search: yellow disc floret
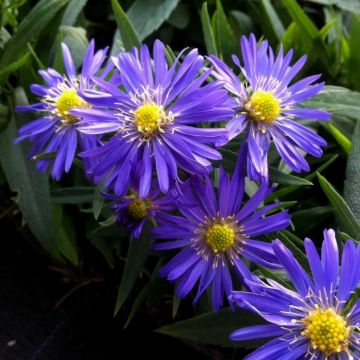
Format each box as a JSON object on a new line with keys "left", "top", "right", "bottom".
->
{"left": 205, "top": 223, "right": 235, "bottom": 254}
{"left": 302, "top": 307, "right": 350, "bottom": 355}
{"left": 55, "top": 88, "right": 87, "bottom": 124}
{"left": 126, "top": 198, "right": 150, "bottom": 221}
{"left": 245, "top": 90, "right": 281, "bottom": 123}
{"left": 134, "top": 103, "right": 166, "bottom": 136}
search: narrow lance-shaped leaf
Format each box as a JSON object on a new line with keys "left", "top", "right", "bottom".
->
{"left": 344, "top": 120, "right": 360, "bottom": 223}
{"left": 213, "top": 0, "right": 237, "bottom": 62}
{"left": 0, "top": 0, "right": 70, "bottom": 68}
{"left": 156, "top": 308, "right": 265, "bottom": 348}
{"left": 114, "top": 223, "right": 152, "bottom": 315}
{"left": 51, "top": 187, "right": 95, "bottom": 204}
{"left": 348, "top": 14, "right": 360, "bottom": 91}
{"left": 61, "top": 0, "right": 88, "bottom": 26}
{"left": 282, "top": 0, "right": 319, "bottom": 39}
{"left": 0, "top": 89, "right": 59, "bottom": 258}
{"left": 269, "top": 167, "right": 313, "bottom": 186}
{"left": 111, "top": 0, "right": 141, "bottom": 51}
{"left": 317, "top": 172, "right": 360, "bottom": 240}
{"left": 200, "top": 2, "right": 218, "bottom": 56}
{"left": 260, "top": 0, "right": 285, "bottom": 42}
{"left": 326, "top": 123, "right": 352, "bottom": 155}
{"left": 267, "top": 154, "right": 339, "bottom": 201}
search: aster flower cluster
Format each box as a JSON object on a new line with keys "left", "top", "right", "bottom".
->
{"left": 15, "top": 32, "right": 353, "bottom": 359}
{"left": 230, "top": 230, "right": 360, "bottom": 360}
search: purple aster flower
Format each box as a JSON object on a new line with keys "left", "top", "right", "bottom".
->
{"left": 152, "top": 161, "right": 290, "bottom": 310}
{"left": 76, "top": 40, "right": 232, "bottom": 197}
{"left": 229, "top": 229, "right": 360, "bottom": 359}
{"left": 209, "top": 34, "right": 330, "bottom": 182}
{"left": 15, "top": 40, "right": 110, "bottom": 180}
{"left": 103, "top": 167, "right": 175, "bottom": 239}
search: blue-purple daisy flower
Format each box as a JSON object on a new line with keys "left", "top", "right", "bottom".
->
{"left": 77, "top": 40, "right": 232, "bottom": 197}
{"left": 15, "top": 40, "right": 110, "bottom": 180}
{"left": 209, "top": 34, "right": 330, "bottom": 182}
{"left": 229, "top": 229, "right": 360, "bottom": 359}
{"left": 152, "top": 163, "right": 290, "bottom": 310}
{"left": 103, "top": 167, "right": 174, "bottom": 239}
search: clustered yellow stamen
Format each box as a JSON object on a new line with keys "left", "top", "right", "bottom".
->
{"left": 205, "top": 223, "right": 235, "bottom": 254}
{"left": 55, "top": 88, "right": 87, "bottom": 124}
{"left": 245, "top": 90, "right": 281, "bottom": 123}
{"left": 134, "top": 102, "right": 166, "bottom": 136}
{"left": 126, "top": 198, "right": 151, "bottom": 221}
{"left": 302, "top": 307, "right": 350, "bottom": 355}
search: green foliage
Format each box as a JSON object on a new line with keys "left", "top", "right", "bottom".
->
{"left": 111, "top": 0, "right": 141, "bottom": 51}
{"left": 156, "top": 307, "right": 265, "bottom": 348}
{"left": 344, "top": 121, "right": 360, "bottom": 222}
{"left": 201, "top": 2, "right": 218, "bottom": 56}
{"left": 318, "top": 173, "right": 360, "bottom": 240}
{"left": 114, "top": 223, "right": 152, "bottom": 315}
{"left": 0, "top": 90, "right": 59, "bottom": 258}
{"left": 127, "top": 0, "right": 180, "bottom": 41}
{"left": 0, "top": 0, "right": 70, "bottom": 69}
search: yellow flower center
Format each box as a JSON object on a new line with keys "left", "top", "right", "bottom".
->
{"left": 126, "top": 198, "right": 151, "bottom": 221}
{"left": 134, "top": 103, "right": 166, "bottom": 136}
{"left": 245, "top": 90, "right": 281, "bottom": 123}
{"left": 205, "top": 223, "right": 235, "bottom": 254}
{"left": 302, "top": 308, "right": 350, "bottom": 355}
{"left": 55, "top": 88, "right": 87, "bottom": 124}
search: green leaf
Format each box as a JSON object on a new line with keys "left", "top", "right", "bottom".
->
{"left": 90, "top": 226, "right": 125, "bottom": 268}
{"left": 165, "top": 45, "right": 176, "bottom": 65}
{"left": 167, "top": 3, "right": 189, "bottom": 30}
{"left": 344, "top": 120, "right": 360, "bottom": 223}
{"left": 292, "top": 206, "right": 332, "bottom": 235}
{"left": 124, "top": 259, "right": 164, "bottom": 328}
{"left": 156, "top": 307, "right": 265, "bottom": 348}
{"left": 282, "top": 0, "right": 319, "bottom": 40}
{"left": 200, "top": 2, "right": 218, "bottom": 56}
{"left": 348, "top": 15, "right": 360, "bottom": 91}
{"left": 111, "top": 0, "right": 180, "bottom": 55}
{"left": 61, "top": 0, "right": 87, "bottom": 26}
{"left": 114, "top": 223, "right": 152, "bottom": 315}
{"left": 27, "top": 43, "right": 46, "bottom": 69}
{"left": 326, "top": 123, "right": 352, "bottom": 155}
{"left": 257, "top": 265, "right": 291, "bottom": 289}
{"left": 306, "top": 0, "right": 360, "bottom": 16}
{"left": 53, "top": 205, "right": 79, "bottom": 265}
{"left": 172, "top": 295, "right": 181, "bottom": 319}
{"left": 111, "top": 0, "right": 141, "bottom": 51}
{"left": 317, "top": 172, "right": 360, "bottom": 240}
{"left": 259, "top": 0, "right": 285, "bottom": 42}
{"left": 0, "top": 89, "right": 59, "bottom": 258}
{"left": 0, "top": 0, "right": 70, "bottom": 68}
{"left": 0, "top": 104, "right": 9, "bottom": 133}
{"left": 228, "top": 10, "right": 255, "bottom": 38}
{"left": 213, "top": 0, "right": 237, "bottom": 62}
{"left": 304, "top": 86, "right": 360, "bottom": 121}
{"left": 54, "top": 26, "right": 88, "bottom": 69}
{"left": 92, "top": 183, "right": 105, "bottom": 220}
{"left": 269, "top": 167, "right": 313, "bottom": 186}
{"left": 51, "top": 187, "right": 95, "bottom": 204}
{"left": 53, "top": 25, "right": 88, "bottom": 72}
{"left": 281, "top": 0, "right": 330, "bottom": 70}
{"left": 267, "top": 154, "right": 339, "bottom": 201}
{"left": 336, "top": 230, "right": 353, "bottom": 243}
{"left": 127, "top": 0, "right": 180, "bottom": 41}
{"left": 0, "top": 52, "right": 30, "bottom": 82}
